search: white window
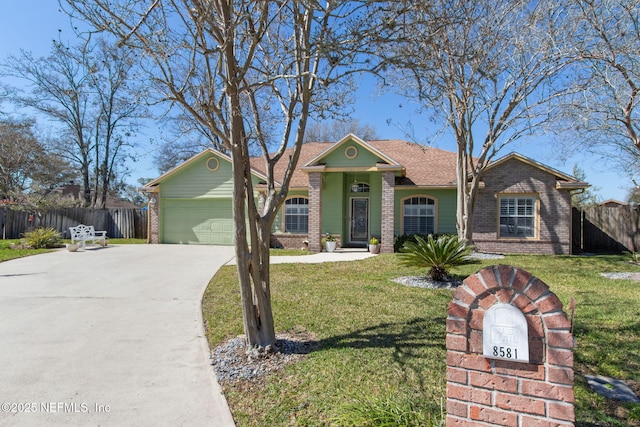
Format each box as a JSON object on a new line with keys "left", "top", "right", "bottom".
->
{"left": 403, "top": 197, "right": 436, "bottom": 235}
{"left": 499, "top": 196, "right": 536, "bottom": 238}
{"left": 284, "top": 197, "right": 308, "bottom": 233}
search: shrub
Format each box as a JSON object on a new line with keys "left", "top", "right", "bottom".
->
{"left": 399, "top": 234, "right": 474, "bottom": 281}
{"left": 22, "top": 227, "right": 63, "bottom": 249}
{"left": 394, "top": 233, "right": 456, "bottom": 252}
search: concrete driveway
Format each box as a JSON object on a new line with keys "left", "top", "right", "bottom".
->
{"left": 0, "top": 244, "right": 236, "bottom": 427}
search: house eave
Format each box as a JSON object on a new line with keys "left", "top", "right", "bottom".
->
{"left": 556, "top": 181, "right": 590, "bottom": 190}
{"left": 300, "top": 165, "right": 327, "bottom": 173}
{"left": 140, "top": 185, "right": 159, "bottom": 193}
{"left": 394, "top": 184, "right": 458, "bottom": 190}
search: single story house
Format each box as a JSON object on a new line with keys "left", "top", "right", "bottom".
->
{"left": 141, "top": 134, "right": 588, "bottom": 255}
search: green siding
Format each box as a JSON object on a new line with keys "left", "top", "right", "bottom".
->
{"left": 321, "top": 173, "right": 345, "bottom": 236}
{"left": 368, "top": 173, "right": 382, "bottom": 238}
{"left": 321, "top": 143, "right": 385, "bottom": 168}
{"left": 341, "top": 172, "right": 382, "bottom": 242}
{"left": 394, "top": 189, "right": 457, "bottom": 235}
{"left": 161, "top": 154, "right": 234, "bottom": 199}
{"left": 157, "top": 152, "right": 264, "bottom": 245}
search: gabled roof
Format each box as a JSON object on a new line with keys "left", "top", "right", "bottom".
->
{"left": 141, "top": 148, "right": 268, "bottom": 192}
{"left": 250, "top": 138, "right": 459, "bottom": 189}
{"left": 485, "top": 152, "right": 589, "bottom": 190}
{"left": 147, "top": 140, "right": 585, "bottom": 194}
{"left": 302, "top": 133, "right": 403, "bottom": 169}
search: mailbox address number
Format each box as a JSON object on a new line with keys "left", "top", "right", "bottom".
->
{"left": 492, "top": 346, "right": 518, "bottom": 360}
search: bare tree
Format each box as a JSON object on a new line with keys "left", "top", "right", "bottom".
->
{"left": 303, "top": 118, "right": 379, "bottom": 143}
{"left": 571, "top": 164, "right": 600, "bottom": 208}
{"left": 0, "top": 119, "right": 74, "bottom": 200}
{"left": 2, "top": 38, "right": 144, "bottom": 208}
{"left": 90, "top": 39, "right": 146, "bottom": 208}
{"left": 63, "top": 0, "right": 383, "bottom": 350}
{"left": 560, "top": 0, "right": 640, "bottom": 184}
{"left": 383, "top": 0, "right": 572, "bottom": 241}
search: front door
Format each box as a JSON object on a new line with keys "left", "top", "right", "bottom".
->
{"left": 350, "top": 197, "right": 369, "bottom": 244}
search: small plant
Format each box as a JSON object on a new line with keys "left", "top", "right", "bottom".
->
{"left": 625, "top": 251, "right": 640, "bottom": 264}
{"left": 325, "top": 232, "right": 336, "bottom": 242}
{"left": 22, "top": 227, "right": 63, "bottom": 249}
{"left": 399, "top": 234, "right": 474, "bottom": 281}
{"left": 369, "top": 237, "right": 379, "bottom": 245}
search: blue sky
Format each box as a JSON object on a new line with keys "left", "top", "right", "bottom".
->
{"left": 0, "top": 1, "right": 633, "bottom": 202}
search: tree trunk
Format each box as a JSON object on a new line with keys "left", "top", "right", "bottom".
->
{"left": 231, "top": 148, "right": 276, "bottom": 350}
{"left": 227, "top": 60, "right": 277, "bottom": 349}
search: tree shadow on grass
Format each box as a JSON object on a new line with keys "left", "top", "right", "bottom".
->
{"left": 281, "top": 316, "right": 447, "bottom": 392}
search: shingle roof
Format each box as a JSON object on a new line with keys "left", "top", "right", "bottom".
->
{"left": 250, "top": 139, "right": 459, "bottom": 189}
{"left": 368, "top": 140, "right": 458, "bottom": 187}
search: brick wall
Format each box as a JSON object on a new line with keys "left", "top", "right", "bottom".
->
{"left": 148, "top": 194, "right": 159, "bottom": 244}
{"left": 270, "top": 234, "right": 308, "bottom": 250}
{"left": 270, "top": 233, "right": 342, "bottom": 251}
{"left": 381, "top": 171, "right": 395, "bottom": 254}
{"left": 308, "top": 172, "right": 322, "bottom": 252}
{"left": 446, "top": 265, "right": 575, "bottom": 426}
{"left": 473, "top": 159, "right": 572, "bottom": 255}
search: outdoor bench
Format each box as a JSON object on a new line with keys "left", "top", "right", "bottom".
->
{"left": 69, "top": 224, "right": 107, "bottom": 250}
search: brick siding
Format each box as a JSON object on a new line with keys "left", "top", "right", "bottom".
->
{"left": 381, "top": 171, "right": 395, "bottom": 254}
{"left": 473, "top": 159, "right": 572, "bottom": 255}
{"left": 446, "top": 265, "right": 575, "bottom": 426}
{"left": 148, "top": 194, "right": 159, "bottom": 244}
{"left": 308, "top": 172, "right": 323, "bottom": 252}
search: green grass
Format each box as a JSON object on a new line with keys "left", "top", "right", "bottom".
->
{"left": 0, "top": 239, "right": 50, "bottom": 262}
{"left": 0, "top": 238, "right": 147, "bottom": 263}
{"left": 203, "top": 254, "right": 640, "bottom": 426}
{"left": 271, "top": 248, "right": 311, "bottom": 256}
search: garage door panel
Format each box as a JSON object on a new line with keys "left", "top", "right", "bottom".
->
{"left": 162, "top": 200, "right": 234, "bottom": 245}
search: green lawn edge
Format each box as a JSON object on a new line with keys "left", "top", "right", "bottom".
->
{"left": 204, "top": 253, "right": 640, "bottom": 427}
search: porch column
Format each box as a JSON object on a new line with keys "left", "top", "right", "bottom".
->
{"left": 381, "top": 171, "right": 395, "bottom": 254}
{"left": 148, "top": 193, "right": 159, "bottom": 244}
{"left": 308, "top": 172, "right": 323, "bottom": 252}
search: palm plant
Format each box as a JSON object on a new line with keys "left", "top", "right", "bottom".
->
{"left": 399, "top": 234, "right": 474, "bottom": 281}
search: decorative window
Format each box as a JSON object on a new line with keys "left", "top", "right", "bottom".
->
{"left": 345, "top": 146, "right": 358, "bottom": 159}
{"left": 284, "top": 197, "right": 309, "bottom": 233}
{"left": 206, "top": 157, "right": 220, "bottom": 172}
{"left": 499, "top": 196, "right": 537, "bottom": 238}
{"left": 403, "top": 196, "right": 436, "bottom": 235}
{"left": 350, "top": 182, "right": 370, "bottom": 193}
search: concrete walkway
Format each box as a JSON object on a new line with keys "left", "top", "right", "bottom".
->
{"left": 229, "top": 248, "right": 377, "bottom": 265}
{"left": 0, "top": 245, "right": 236, "bottom": 427}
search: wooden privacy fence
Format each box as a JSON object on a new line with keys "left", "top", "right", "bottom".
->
{"left": 0, "top": 207, "right": 148, "bottom": 240}
{"left": 573, "top": 206, "right": 640, "bottom": 254}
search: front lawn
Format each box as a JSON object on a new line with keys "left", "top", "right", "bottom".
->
{"left": 203, "top": 254, "right": 640, "bottom": 426}
{"left": 0, "top": 238, "right": 147, "bottom": 263}
{"left": 0, "top": 239, "right": 50, "bottom": 262}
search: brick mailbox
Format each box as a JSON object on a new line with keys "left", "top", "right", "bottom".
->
{"left": 446, "top": 265, "right": 575, "bottom": 426}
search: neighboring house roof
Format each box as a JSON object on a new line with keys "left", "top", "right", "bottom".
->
{"left": 599, "top": 199, "right": 628, "bottom": 207}
{"left": 484, "top": 152, "right": 589, "bottom": 190}
{"left": 46, "top": 183, "right": 141, "bottom": 208}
